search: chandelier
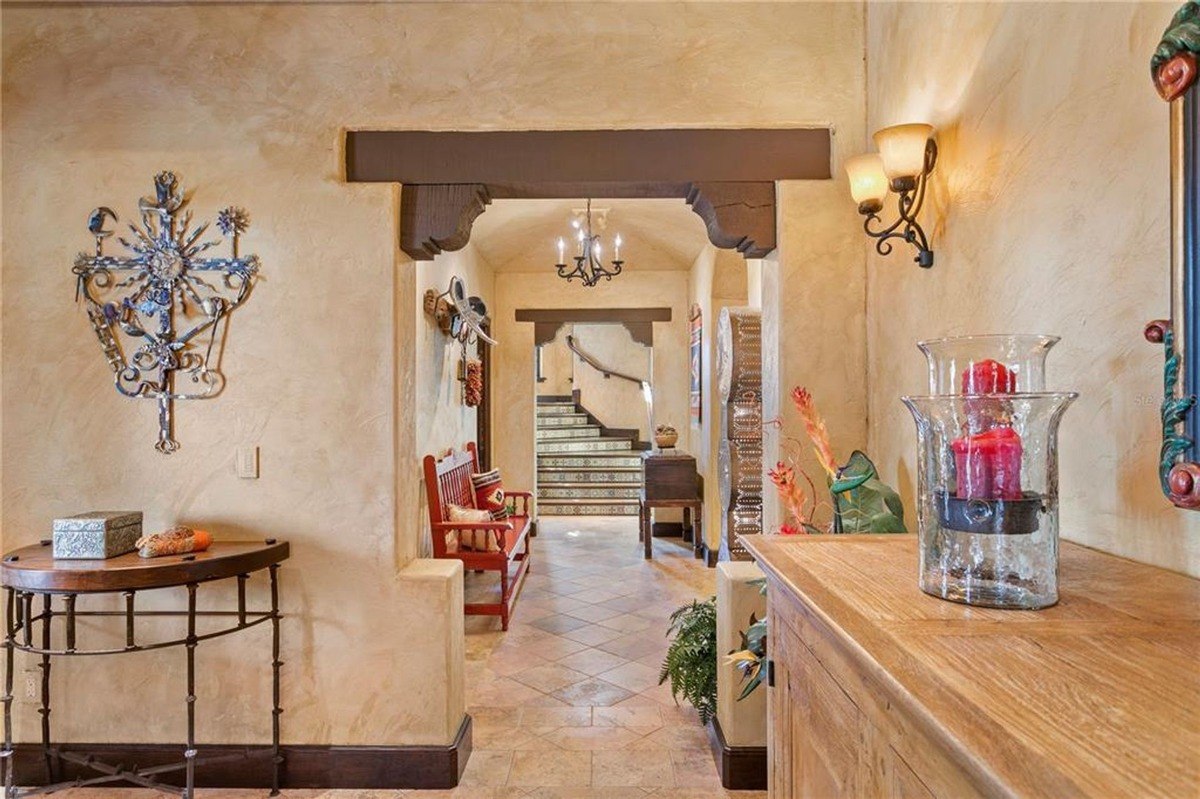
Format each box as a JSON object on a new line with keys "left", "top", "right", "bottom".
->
{"left": 554, "top": 199, "right": 624, "bottom": 287}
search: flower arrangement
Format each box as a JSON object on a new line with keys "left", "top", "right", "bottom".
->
{"left": 727, "top": 387, "right": 907, "bottom": 701}
{"left": 769, "top": 386, "right": 907, "bottom": 535}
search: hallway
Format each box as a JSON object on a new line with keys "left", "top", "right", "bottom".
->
{"left": 454, "top": 516, "right": 756, "bottom": 797}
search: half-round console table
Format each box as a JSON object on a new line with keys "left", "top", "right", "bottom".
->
{"left": 0, "top": 539, "right": 289, "bottom": 799}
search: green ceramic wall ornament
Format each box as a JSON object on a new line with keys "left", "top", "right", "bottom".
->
{"left": 1146, "top": 3, "right": 1200, "bottom": 509}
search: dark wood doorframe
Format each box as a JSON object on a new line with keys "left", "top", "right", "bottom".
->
{"left": 477, "top": 318, "right": 493, "bottom": 470}
{"left": 343, "top": 128, "right": 832, "bottom": 261}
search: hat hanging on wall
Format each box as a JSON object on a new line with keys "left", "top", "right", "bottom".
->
{"left": 423, "top": 275, "right": 497, "bottom": 347}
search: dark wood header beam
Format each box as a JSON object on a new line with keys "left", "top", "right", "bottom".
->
{"left": 516, "top": 307, "right": 672, "bottom": 347}
{"left": 345, "top": 128, "right": 834, "bottom": 261}
{"left": 346, "top": 129, "right": 830, "bottom": 184}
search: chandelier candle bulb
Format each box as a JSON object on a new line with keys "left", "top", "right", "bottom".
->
{"left": 557, "top": 237, "right": 565, "bottom": 265}
{"left": 614, "top": 234, "right": 622, "bottom": 261}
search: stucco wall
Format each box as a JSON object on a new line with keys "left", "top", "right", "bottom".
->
{"left": 865, "top": 1, "right": 1200, "bottom": 575}
{"left": 491, "top": 271, "right": 693, "bottom": 493}
{"left": 1, "top": 0, "right": 867, "bottom": 747}
{"left": 569, "top": 323, "right": 654, "bottom": 440}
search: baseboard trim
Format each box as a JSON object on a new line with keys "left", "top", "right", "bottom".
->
{"left": 13, "top": 714, "right": 472, "bottom": 791}
{"left": 707, "top": 715, "right": 767, "bottom": 790}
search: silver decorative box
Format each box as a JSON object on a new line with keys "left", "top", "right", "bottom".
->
{"left": 52, "top": 511, "right": 143, "bottom": 559}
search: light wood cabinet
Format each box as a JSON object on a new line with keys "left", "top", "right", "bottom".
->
{"left": 742, "top": 535, "right": 1200, "bottom": 799}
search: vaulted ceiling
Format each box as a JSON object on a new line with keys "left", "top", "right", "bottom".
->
{"left": 470, "top": 198, "right": 711, "bottom": 272}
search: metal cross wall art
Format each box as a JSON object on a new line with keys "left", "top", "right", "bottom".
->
{"left": 73, "top": 172, "right": 260, "bottom": 454}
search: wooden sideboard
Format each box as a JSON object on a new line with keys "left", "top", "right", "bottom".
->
{"left": 741, "top": 535, "right": 1200, "bottom": 798}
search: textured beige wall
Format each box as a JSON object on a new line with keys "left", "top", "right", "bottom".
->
{"left": 491, "top": 271, "right": 692, "bottom": 493}
{"left": 1, "top": 0, "right": 867, "bottom": 746}
{"left": 770, "top": 177, "right": 870, "bottom": 531}
{"left": 539, "top": 326, "right": 576, "bottom": 398}
{"left": 570, "top": 323, "right": 653, "bottom": 439}
{"left": 866, "top": 2, "right": 1200, "bottom": 575}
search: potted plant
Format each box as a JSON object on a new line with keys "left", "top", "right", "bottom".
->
{"left": 658, "top": 597, "right": 717, "bottom": 724}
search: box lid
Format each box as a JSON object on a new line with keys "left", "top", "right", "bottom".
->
{"left": 53, "top": 511, "right": 143, "bottom": 532}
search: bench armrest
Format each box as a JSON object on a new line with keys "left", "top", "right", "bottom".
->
{"left": 507, "top": 491, "right": 535, "bottom": 517}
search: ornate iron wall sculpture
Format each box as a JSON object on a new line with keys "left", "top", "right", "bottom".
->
{"left": 1147, "top": 3, "right": 1200, "bottom": 507}
{"left": 73, "top": 172, "right": 260, "bottom": 453}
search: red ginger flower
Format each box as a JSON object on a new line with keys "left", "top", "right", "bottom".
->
{"left": 790, "top": 387, "right": 838, "bottom": 478}
{"left": 768, "top": 461, "right": 809, "bottom": 526}
{"left": 779, "top": 523, "right": 807, "bottom": 536}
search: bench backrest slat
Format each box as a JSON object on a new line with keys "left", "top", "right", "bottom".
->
{"left": 422, "top": 442, "right": 482, "bottom": 558}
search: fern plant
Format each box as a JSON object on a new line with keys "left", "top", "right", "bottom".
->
{"left": 658, "top": 597, "right": 718, "bottom": 725}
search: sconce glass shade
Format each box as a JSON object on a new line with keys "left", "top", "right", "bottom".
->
{"left": 845, "top": 154, "right": 889, "bottom": 209}
{"left": 874, "top": 123, "right": 935, "bottom": 180}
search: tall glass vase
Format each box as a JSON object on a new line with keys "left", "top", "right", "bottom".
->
{"left": 902, "top": 335, "right": 1077, "bottom": 610}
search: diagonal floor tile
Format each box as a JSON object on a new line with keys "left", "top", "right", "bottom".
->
{"left": 511, "top": 662, "right": 591, "bottom": 693}
{"left": 596, "top": 662, "right": 661, "bottom": 693}
{"left": 529, "top": 614, "right": 593, "bottom": 635}
{"left": 556, "top": 648, "right": 630, "bottom": 677}
{"left": 551, "top": 678, "right": 636, "bottom": 707}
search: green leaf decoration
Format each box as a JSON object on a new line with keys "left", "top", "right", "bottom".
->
{"left": 831, "top": 450, "right": 908, "bottom": 534}
{"left": 1153, "top": 2, "right": 1200, "bottom": 74}
{"left": 1153, "top": 324, "right": 1197, "bottom": 495}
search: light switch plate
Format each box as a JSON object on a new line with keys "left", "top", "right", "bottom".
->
{"left": 236, "top": 446, "right": 259, "bottom": 479}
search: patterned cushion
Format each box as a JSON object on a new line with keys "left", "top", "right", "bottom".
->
{"left": 471, "top": 469, "right": 510, "bottom": 520}
{"left": 447, "top": 503, "right": 501, "bottom": 552}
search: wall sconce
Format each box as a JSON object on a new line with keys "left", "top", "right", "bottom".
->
{"left": 846, "top": 123, "right": 938, "bottom": 269}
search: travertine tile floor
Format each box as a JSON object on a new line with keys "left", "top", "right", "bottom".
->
{"left": 60, "top": 518, "right": 762, "bottom": 798}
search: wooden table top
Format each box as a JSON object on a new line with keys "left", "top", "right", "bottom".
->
{"left": 741, "top": 534, "right": 1200, "bottom": 799}
{"left": 1, "top": 540, "right": 290, "bottom": 593}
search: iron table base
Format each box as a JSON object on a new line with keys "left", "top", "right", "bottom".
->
{"left": 0, "top": 563, "right": 284, "bottom": 798}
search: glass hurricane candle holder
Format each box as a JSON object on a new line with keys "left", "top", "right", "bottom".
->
{"left": 918, "top": 334, "right": 1059, "bottom": 394}
{"left": 902, "top": 393, "right": 1076, "bottom": 609}
{"left": 902, "top": 334, "right": 1076, "bottom": 610}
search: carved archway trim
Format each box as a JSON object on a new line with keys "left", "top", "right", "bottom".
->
{"left": 345, "top": 129, "right": 833, "bottom": 261}
{"left": 515, "top": 307, "right": 672, "bottom": 347}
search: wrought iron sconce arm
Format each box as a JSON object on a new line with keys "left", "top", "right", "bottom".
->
{"left": 857, "top": 139, "right": 937, "bottom": 269}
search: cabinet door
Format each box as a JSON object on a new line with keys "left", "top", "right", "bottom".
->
{"left": 788, "top": 624, "right": 867, "bottom": 798}
{"left": 768, "top": 605, "right": 794, "bottom": 797}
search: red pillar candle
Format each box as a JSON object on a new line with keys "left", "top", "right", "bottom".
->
{"left": 952, "top": 358, "right": 1024, "bottom": 500}
{"left": 951, "top": 425, "right": 1024, "bottom": 500}
{"left": 962, "top": 359, "right": 1017, "bottom": 394}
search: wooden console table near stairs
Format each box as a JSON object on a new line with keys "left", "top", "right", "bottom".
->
{"left": 640, "top": 450, "right": 701, "bottom": 561}
{"left": 741, "top": 534, "right": 1200, "bottom": 799}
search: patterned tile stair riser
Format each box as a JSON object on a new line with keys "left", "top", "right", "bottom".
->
{"left": 535, "top": 394, "right": 642, "bottom": 517}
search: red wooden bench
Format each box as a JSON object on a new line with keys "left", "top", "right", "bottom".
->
{"left": 423, "top": 442, "right": 533, "bottom": 631}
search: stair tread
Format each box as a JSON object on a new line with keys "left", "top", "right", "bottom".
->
{"left": 537, "top": 482, "right": 643, "bottom": 488}
{"left": 545, "top": 499, "right": 638, "bottom": 504}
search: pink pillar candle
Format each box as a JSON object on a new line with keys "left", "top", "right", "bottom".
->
{"left": 950, "top": 426, "right": 1023, "bottom": 500}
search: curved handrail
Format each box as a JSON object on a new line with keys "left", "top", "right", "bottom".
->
{"left": 566, "top": 335, "right": 647, "bottom": 387}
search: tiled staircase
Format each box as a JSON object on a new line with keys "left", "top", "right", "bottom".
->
{"left": 536, "top": 396, "right": 643, "bottom": 516}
